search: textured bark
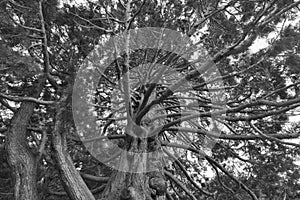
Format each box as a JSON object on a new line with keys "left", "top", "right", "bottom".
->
{"left": 6, "top": 76, "right": 47, "bottom": 200}
{"left": 100, "top": 136, "right": 167, "bottom": 200}
{"left": 52, "top": 84, "right": 95, "bottom": 200}
{"left": 6, "top": 101, "right": 39, "bottom": 200}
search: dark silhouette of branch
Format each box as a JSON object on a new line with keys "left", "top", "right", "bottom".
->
{"left": 249, "top": 122, "right": 300, "bottom": 148}
{"left": 164, "top": 148, "right": 216, "bottom": 197}
{"left": 162, "top": 143, "right": 258, "bottom": 200}
{"left": 164, "top": 170, "right": 197, "bottom": 200}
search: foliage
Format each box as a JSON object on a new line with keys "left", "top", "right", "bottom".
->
{"left": 0, "top": 0, "right": 300, "bottom": 200}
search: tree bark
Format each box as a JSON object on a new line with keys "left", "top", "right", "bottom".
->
{"left": 6, "top": 101, "right": 39, "bottom": 200}
{"left": 100, "top": 136, "right": 167, "bottom": 200}
{"left": 6, "top": 76, "right": 47, "bottom": 200}
{"left": 52, "top": 84, "right": 95, "bottom": 200}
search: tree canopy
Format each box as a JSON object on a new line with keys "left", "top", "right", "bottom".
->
{"left": 0, "top": 0, "right": 300, "bottom": 200}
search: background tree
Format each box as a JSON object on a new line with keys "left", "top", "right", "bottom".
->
{"left": 0, "top": 0, "right": 300, "bottom": 200}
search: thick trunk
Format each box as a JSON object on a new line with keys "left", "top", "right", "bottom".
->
{"left": 101, "top": 136, "right": 167, "bottom": 200}
{"left": 6, "top": 77, "right": 46, "bottom": 200}
{"left": 7, "top": 102, "right": 39, "bottom": 200}
{"left": 52, "top": 84, "right": 95, "bottom": 200}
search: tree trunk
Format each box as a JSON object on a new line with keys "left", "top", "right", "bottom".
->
{"left": 52, "top": 84, "right": 95, "bottom": 200}
{"left": 6, "top": 76, "right": 47, "bottom": 200}
{"left": 101, "top": 136, "right": 167, "bottom": 200}
{"left": 7, "top": 102, "right": 39, "bottom": 200}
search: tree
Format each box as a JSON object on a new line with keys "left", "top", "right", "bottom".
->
{"left": 0, "top": 0, "right": 300, "bottom": 200}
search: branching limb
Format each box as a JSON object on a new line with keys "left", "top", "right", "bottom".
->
{"left": 157, "top": 98, "right": 300, "bottom": 131}
{"left": 162, "top": 143, "right": 258, "bottom": 200}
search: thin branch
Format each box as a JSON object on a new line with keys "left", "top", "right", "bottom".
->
{"left": 210, "top": 162, "right": 235, "bottom": 194}
{"left": 163, "top": 143, "right": 258, "bottom": 200}
{"left": 166, "top": 127, "right": 300, "bottom": 140}
{"left": 223, "top": 103, "right": 300, "bottom": 122}
{"left": 39, "top": 0, "right": 59, "bottom": 89}
{"left": 188, "top": 0, "right": 239, "bottom": 36}
{"left": 69, "top": 11, "right": 113, "bottom": 33}
{"left": 8, "top": 0, "right": 32, "bottom": 9}
{"left": 80, "top": 173, "right": 109, "bottom": 183}
{"left": 191, "top": 56, "right": 265, "bottom": 90}
{"left": 262, "top": 80, "right": 300, "bottom": 99}
{"left": 216, "top": 142, "right": 256, "bottom": 164}
{"left": 164, "top": 148, "right": 216, "bottom": 197}
{"left": 127, "top": 0, "right": 146, "bottom": 29}
{"left": 249, "top": 122, "right": 300, "bottom": 148}
{"left": 206, "top": 157, "right": 258, "bottom": 200}
{"left": 161, "top": 142, "right": 206, "bottom": 157}
{"left": 164, "top": 170, "right": 198, "bottom": 200}
{"left": 0, "top": 92, "right": 54, "bottom": 105}
{"left": 261, "top": 1, "right": 300, "bottom": 26}
{"left": 7, "top": 12, "right": 42, "bottom": 33}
